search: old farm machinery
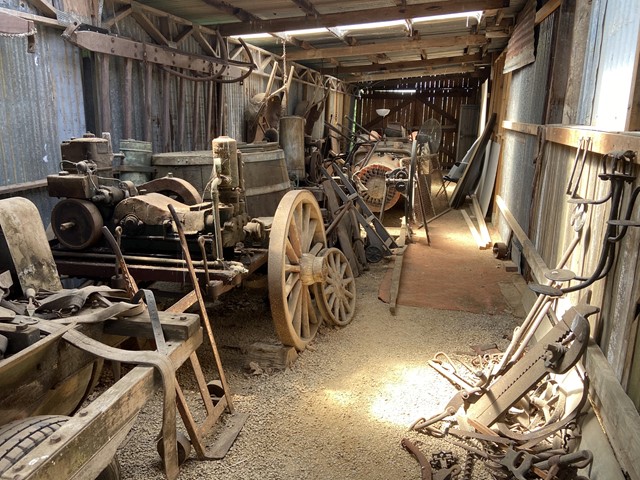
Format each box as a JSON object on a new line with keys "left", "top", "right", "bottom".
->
{"left": 45, "top": 133, "right": 357, "bottom": 351}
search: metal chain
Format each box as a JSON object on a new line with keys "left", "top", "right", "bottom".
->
{"left": 0, "top": 27, "right": 37, "bottom": 38}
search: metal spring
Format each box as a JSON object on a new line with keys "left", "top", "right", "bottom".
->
{"left": 461, "top": 453, "right": 475, "bottom": 480}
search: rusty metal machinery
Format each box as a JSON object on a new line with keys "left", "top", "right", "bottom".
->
{"left": 46, "top": 135, "right": 357, "bottom": 352}
{"left": 352, "top": 140, "right": 412, "bottom": 212}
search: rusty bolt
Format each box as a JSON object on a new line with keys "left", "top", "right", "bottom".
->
{"left": 79, "top": 409, "right": 88, "bottom": 417}
{"left": 49, "top": 434, "right": 61, "bottom": 444}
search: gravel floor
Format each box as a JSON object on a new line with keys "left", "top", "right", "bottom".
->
{"left": 113, "top": 258, "right": 523, "bottom": 480}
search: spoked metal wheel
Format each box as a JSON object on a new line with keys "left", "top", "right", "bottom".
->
{"left": 268, "top": 190, "right": 327, "bottom": 351}
{"left": 314, "top": 248, "right": 356, "bottom": 327}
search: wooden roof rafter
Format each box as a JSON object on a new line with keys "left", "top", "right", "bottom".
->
{"left": 216, "top": 0, "right": 508, "bottom": 36}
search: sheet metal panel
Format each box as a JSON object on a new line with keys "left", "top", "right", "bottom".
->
{"left": 496, "top": 15, "right": 554, "bottom": 243}
{"left": 0, "top": 18, "right": 85, "bottom": 225}
{"left": 590, "top": 0, "right": 640, "bottom": 130}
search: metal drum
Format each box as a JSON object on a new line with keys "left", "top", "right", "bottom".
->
{"left": 239, "top": 143, "right": 291, "bottom": 217}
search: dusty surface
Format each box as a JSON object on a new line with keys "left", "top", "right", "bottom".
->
{"left": 115, "top": 243, "right": 525, "bottom": 479}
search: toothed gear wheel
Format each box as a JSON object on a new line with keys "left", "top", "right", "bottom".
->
{"left": 355, "top": 163, "right": 401, "bottom": 213}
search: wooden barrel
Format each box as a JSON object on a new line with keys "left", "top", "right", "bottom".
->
{"left": 239, "top": 143, "right": 291, "bottom": 217}
{"left": 151, "top": 151, "right": 213, "bottom": 197}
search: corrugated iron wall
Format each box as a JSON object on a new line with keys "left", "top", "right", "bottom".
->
{"left": 0, "top": 5, "right": 86, "bottom": 224}
{"left": 495, "top": 15, "right": 555, "bottom": 241}
{"left": 577, "top": 0, "right": 640, "bottom": 129}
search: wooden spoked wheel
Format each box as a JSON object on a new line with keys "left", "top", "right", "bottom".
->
{"left": 268, "top": 190, "right": 327, "bottom": 351}
{"left": 314, "top": 248, "right": 356, "bottom": 327}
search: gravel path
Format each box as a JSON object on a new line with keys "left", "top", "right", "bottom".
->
{"left": 116, "top": 261, "right": 522, "bottom": 479}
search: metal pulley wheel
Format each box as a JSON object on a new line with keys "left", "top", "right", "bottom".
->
{"left": 492, "top": 242, "right": 509, "bottom": 259}
{"left": 314, "top": 248, "right": 356, "bottom": 327}
{"left": 355, "top": 161, "right": 402, "bottom": 212}
{"left": 268, "top": 190, "right": 327, "bottom": 351}
{"left": 51, "top": 198, "right": 103, "bottom": 250}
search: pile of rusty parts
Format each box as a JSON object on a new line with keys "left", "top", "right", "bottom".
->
{"left": 405, "top": 303, "right": 593, "bottom": 480}
{"left": 402, "top": 150, "right": 640, "bottom": 480}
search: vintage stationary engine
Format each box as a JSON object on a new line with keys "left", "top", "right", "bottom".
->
{"left": 351, "top": 139, "right": 412, "bottom": 213}
{"left": 47, "top": 134, "right": 263, "bottom": 255}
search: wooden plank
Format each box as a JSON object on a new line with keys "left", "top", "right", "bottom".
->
{"left": 99, "top": 54, "right": 111, "bottom": 134}
{"left": 535, "top": 0, "right": 562, "bottom": 25}
{"left": 0, "top": 178, "right": 47, "bottom": 195}
{"left": 327, "top": 53, "right": 483, "bottom": 76}
{"left": 0, "top": 11, "right": 33, "bottom": 34}
{"left": 3, "top": 329, "right": 201, "bottom": 479}
{"left": 123, "top": 58, "right": 133, "bottom": 139}
{"left": 0, "top": 6, "right": 62, "bottom": 28}
{"left": 218, "top": 0, "right": 508, "bottom": 35}
{"left": 461, "top": 209, "right": 486, "bottom": 249}
{"left": 495, "top": 195, "right": 548, "bottom": 283}
{"left": 103, "top": 311, "right": 200, "bottom": 342}
{"left": 345, "top": 66, "right": 479, "bottom": 83}
{"left": 502, "top": 120, "right": 540, "bottom": 136}
{"left": 286, "top": 35, "right": 487, "bottom": 61}
{"left": 471, "top": 194, "right": 491, "bottom": 247}
{"left": 585, "top": 342, "right": 640, "bottom": 480}
{"left": 65, "top": 30, "right": 242, "bottom": 77}
{"left": 545, "top": 126, "right": 640, "bottom": 158}
{"left": 389, "top": 222, "right": 407, "bottom": 315}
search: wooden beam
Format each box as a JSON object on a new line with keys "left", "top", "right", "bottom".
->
{"left": 0, "top": 5, "right": 62, "bottom": 28}
{"left": 495, "top": 195, "right": 549, "bottom": 283}
{"left": 0, "top": 10, "right": 34, "bottom": 34}
{"left": 64, "top": 29, "right": 243, "bottom": 77}
{"left": 103, "top": 5, "right": 132, "bottom": 29}
{"left": 535, "top": 0, "right": 562, "bottom": 25}
{"left": 362, "top": 89, "right": 476, "bottom": 99}
{"left": 585, "top": 342, "right": 640, "bottom": 480}
{"left": 502, "top": 120, "right": 540, "bottom": 136}
{"left": 287, "top": 34, "right": 487, "bottom": 61}
{"left": 131, "top": 6, "right": 169, "bottom": 45}
{"left": 347, "top": 65, "right": 478, "bottom": 83}
{"left": 192, "top": 24, "right": 216, "bottom": 56}
{"left": 545, "top": 125, "right": 640, "bottom": 159}
{"left": 217, "top": 0, "right": 508, "bottom": 36}
{"left": 26, "top": 0, "right": 56, "bottom": 18}
{"left": 201, "top": 0, "right": 257, "bottom": 23}
{"left": 327, "top": 53, "right": 483, "bottom": 75}
{"left": 417, "top": 96, "right": 458, "bottom": 124}
{"left": 290, "top": 0, "right": 321, "bottom": 16}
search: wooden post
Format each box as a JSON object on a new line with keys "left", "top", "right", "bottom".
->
{"left": 99, "top": 54, "right": 111, "bottom": 134}
{"left": 205, "top": 81, "right": 213, "bottom": 144}
{"left": 162, "top": 70, "right": 171, "bottom": 152}
{"left": 123, "top": 58, "right": 133, "bottom": 139}
{"left": 192, "top": 81, "right": 200, "bottom": 150}
{"left": 177, "top": 74, "right": 185, "bottom": 151}
{"left": 144, "top": 62, "right": 153, "bottom": 143}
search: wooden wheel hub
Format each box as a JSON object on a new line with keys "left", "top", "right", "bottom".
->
{"left": 299, "top": 253, "right": 328, "bottom": 285}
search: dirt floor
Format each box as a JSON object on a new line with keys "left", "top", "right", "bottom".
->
{"left": 115, "top": 212, "right": 527, "bottom": 480}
